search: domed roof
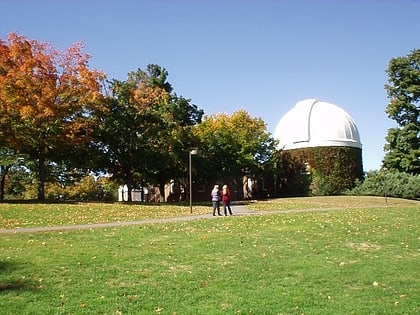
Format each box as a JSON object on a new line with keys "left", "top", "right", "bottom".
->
{"left": 274, "top": 99, "right": 362, "bottom": 150}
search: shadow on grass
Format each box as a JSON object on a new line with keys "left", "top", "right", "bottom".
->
{"left": 0, "top": 260, "right": 40, "bottom": 293}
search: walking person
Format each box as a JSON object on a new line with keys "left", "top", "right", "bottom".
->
{"left": 222, "top": 184, "right": 233, "bottom": 215}
{"left": 211, "top": 184, "right": 222, "bottom": 216}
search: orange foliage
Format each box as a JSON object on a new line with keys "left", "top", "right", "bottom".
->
{"left": 133, "top": 81, "right": 170, "bottom": 111}
{"left": 0, "top": 32, "right": 106, "bottom": 149}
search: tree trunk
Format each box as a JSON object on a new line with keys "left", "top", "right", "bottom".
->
{"left": 159, "top": 181, "right": 166, "bottom": 202}
{"left": 0, "top": 165, "right": 10, "bottom": 202}
{"left": 37, "top": 155, "right": 46, "bottom": 202}
{"left": 126, "top": 177, "right": 133, "bottom": 202}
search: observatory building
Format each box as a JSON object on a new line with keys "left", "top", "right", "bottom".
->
{"left": 273, "top": 99, "right": 363, "bottom": 195}
{"left": 274, "top": 99, "right": 362, "bottom": 150}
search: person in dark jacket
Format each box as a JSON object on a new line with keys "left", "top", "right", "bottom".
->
{"left": 211, "top": 184, "right": 221, "bottom": 216}
{"left": 222, "top": 184, "right": 233, "bottom": 215}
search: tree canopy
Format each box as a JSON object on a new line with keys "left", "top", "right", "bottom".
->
{"left": 0, "top": 33, "right": 106, "bottom": 201}
{"left": 383, "top": 48, "right": 420, "bottom": 174}
{"left": 96, "top": 65, "right": 203, "bottom": 201}
{"left": 193, "top": 110, "right": 276, "bottom": 196}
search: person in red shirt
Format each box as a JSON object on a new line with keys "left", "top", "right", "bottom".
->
{"left": 222, "top": 184, "right": 233, "bottom": 215}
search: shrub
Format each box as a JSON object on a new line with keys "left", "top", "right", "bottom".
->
{"left": 65, "top": 176, "right": 118, "bottom": 201}
{"left": 347, "top": 170, "right": 420, "bottom": 200}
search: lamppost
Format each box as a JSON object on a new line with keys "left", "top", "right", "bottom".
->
{"left": 189, "top": 148, "right": 198, "bottom": 213}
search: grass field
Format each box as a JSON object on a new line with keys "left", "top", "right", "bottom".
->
{"left": 0, "top": 196, "right": 419, "bottom": 314}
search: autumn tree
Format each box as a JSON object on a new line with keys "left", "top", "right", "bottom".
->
{"left": 383, "top": 48, "right": 420, "bottom": 174}
{"left": 193, "top": 110, "right": 276, "bottom": 198}
{"left": 96, "top": 65, "right": 203, "bottom": 201}
{"left": 0, "top": 33, "right": 105, "bottom": 201}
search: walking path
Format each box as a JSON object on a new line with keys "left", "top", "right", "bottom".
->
{"left": 0, "top": 204, "right": 258, "bottom": 235}
{"left": 0, "top": 203, "right": 373, "bottom": 235}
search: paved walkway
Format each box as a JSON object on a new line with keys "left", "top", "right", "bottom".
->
{"left": 0, "top": 203, "right": 365, "bottom": 235}
{"left": 0, "top": 204, "right": 259, "bottom": 235}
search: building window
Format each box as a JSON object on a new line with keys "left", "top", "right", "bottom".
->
{"left": 301, "top": 162, "right": 311, "bottom": 174}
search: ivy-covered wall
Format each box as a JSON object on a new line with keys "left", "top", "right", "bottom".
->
{"left": 289, "top": 146, "right": 363, "bottom": 195}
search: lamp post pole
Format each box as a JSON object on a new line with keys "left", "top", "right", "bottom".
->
{"left": 189, "top": 148, "right": 198, "bottom": 214}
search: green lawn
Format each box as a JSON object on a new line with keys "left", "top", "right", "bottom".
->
{"left": 0, "top": 197, "right": 419, "bottom": 314}
{"left": 0, "top": 202, "right": 211, "bottom": 230}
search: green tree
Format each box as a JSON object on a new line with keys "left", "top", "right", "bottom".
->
{"left": 97, "top": 65, "right": 203, "bottom": 201}
{"left": 152, "top": 94, "right": 203, "bottom": 201}
{"left": 0, "top": 33, "right": 105, "bottom": 201}
{"left": 194, "top": 110, "right": 276, "bottom": 198}
{"left": 96, "top": 72, "right": 162, "bottom": 201}
{"left": 383, "top": 48, "right": 420, "bottom": 174}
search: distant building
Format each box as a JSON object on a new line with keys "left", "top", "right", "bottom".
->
{"left": 273, "top": 99, "right": 363, "bottom": 195}
{"left": 274, "top": 98, "right": 362, "bottom": 150}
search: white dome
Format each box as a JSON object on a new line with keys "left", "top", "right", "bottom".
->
{"left": 274, "top": 99, "right": 362, "bottom": 150}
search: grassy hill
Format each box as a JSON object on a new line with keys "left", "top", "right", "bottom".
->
{"left": 0, "top": 196, "right": 418, "bottom": 314}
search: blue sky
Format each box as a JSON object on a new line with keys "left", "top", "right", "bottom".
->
{"left": 2, "top": 0, "right": 419, "bottom": 171}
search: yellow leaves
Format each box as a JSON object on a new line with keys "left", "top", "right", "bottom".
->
{"left": 348, "top": 242, "right": 382, "bottom": 251}
{"left": 19, "top": 105, "right": 35, "bottom": 120}
{"left": 194, "top": 110, "right": 269, "bottom": 153}
{"left": 0, "top": 203, "right": 213, "bottom": 230}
